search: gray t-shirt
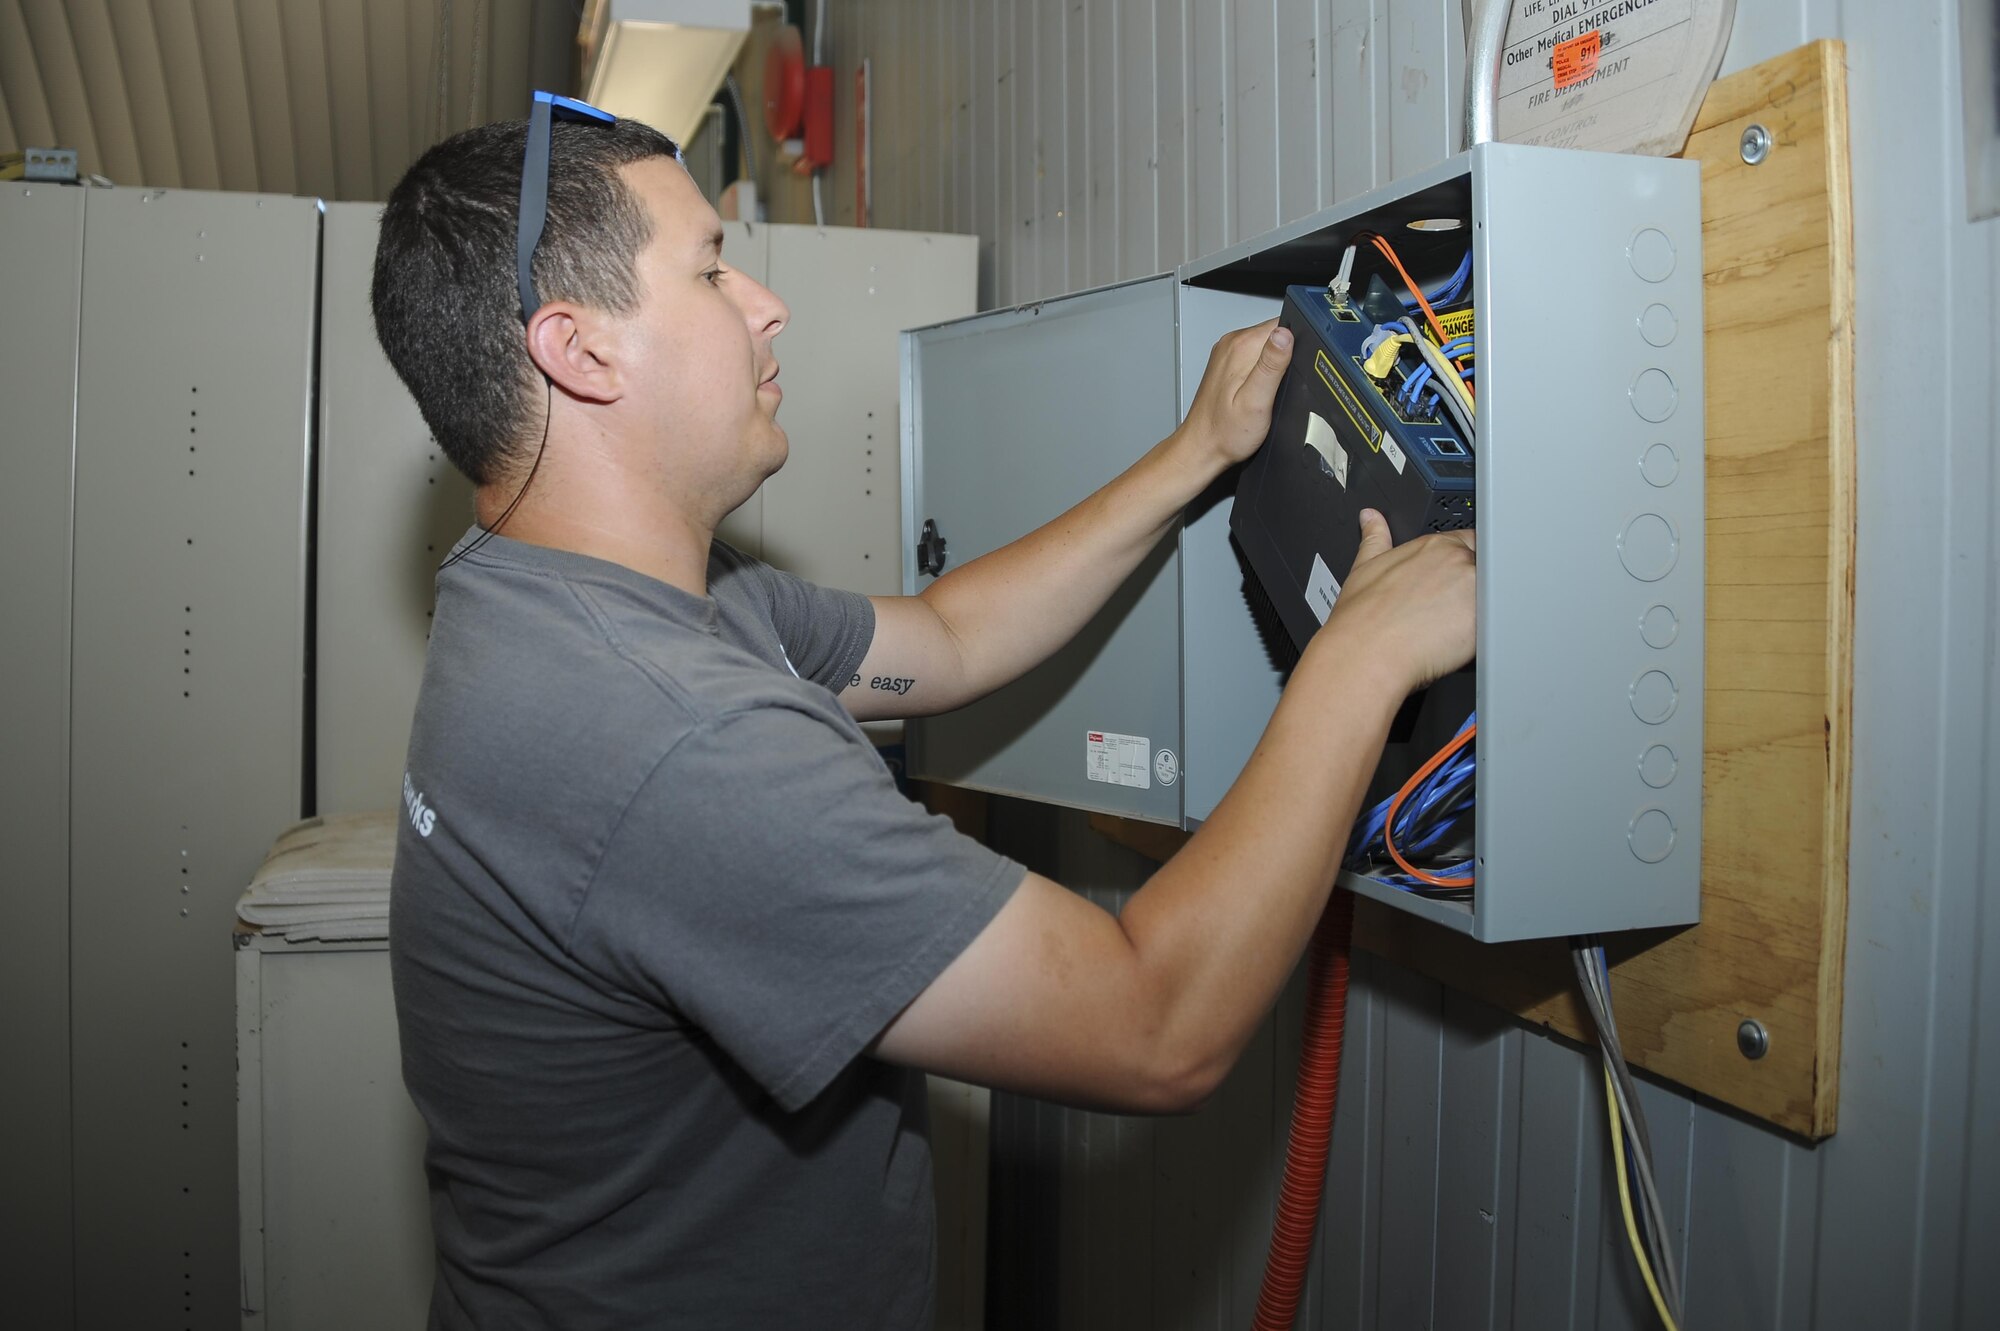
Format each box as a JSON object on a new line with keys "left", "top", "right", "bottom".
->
{"left": 390, "top": 531, "right": 1024, "bottom": 1330}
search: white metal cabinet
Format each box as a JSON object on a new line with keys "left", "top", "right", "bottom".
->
{"left": 236, "top": 937, "right": 432, "bottom": 1331}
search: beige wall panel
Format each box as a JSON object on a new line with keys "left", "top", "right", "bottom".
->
{"left": 105, "top": 0, "right": 184, "bottom": 185}
{"left": 154, "top": 0, "right": 222, "bottom": 189}
{"left": 322, "top": 0, "right": 378, "bottom": 199}
{"left": 234, "top": 0, "right": 299, "bottom": 194}
{"left": 55, "top": 0, "right": 141, "bottom": 183}
{"left": 275, "top": 0, "right": 339, "bottom": 199}
{"left": 0, "top": 1, "right": 56, "bottom": 149}
{"left": 191, "top": 0, "right": 262, "bottom": 191}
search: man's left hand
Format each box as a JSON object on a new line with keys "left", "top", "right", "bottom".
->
{"left": 1171, "top": 318, "right": 1295, "bottom": 474}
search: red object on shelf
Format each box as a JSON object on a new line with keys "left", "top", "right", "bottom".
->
{"left": 763, "top": 25, "right": 807, "bottom": 140}
{"left": 803, "top": 65, "right": 835, "bottom": 169}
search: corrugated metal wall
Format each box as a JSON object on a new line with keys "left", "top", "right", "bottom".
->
{"left": 816, "top": 1, "right": 2000, "bottom": 1326}
{"left": 0, "top": 0, "right": 572, "bottom": 199}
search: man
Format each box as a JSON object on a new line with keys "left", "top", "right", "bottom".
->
{"left": 373, "top": 109, "right": 1473, "bottom": 1329}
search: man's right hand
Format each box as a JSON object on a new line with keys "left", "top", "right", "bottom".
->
{"left": 1315, "top": 509, "right": 1477, "bottom": 693}
{"left": 872, "top": 509, "right": 1476, "bottom": 1116}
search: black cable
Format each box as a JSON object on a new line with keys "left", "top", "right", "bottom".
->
{"left": 440, "top": 377, "right": 552, "bottom": 571}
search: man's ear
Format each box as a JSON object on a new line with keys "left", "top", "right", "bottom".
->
{"left": 524, "top": 303, "right": 622, "bottom": 405}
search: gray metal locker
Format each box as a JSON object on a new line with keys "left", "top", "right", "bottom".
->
{"left": 0, "top": 179, "right": 87, "bottom": 1331}
{"left": 66, "top": 186, "right": 318, "bottom": 1327}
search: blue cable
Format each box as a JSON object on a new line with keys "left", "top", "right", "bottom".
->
{"left": 1403, "top": 251, "right": 1472, "bottom": 309}
{"left": 1438, "top": 252, "right": 1472, "bottom": 301}
{"left": 1347, "top": 712, "right": 1477, "bottom": 896}
{"left": 1400, "top": 365, "right": 1434, "bottom": 410}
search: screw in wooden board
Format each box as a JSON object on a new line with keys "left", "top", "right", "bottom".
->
{"left": 1737, "top": 1018, "right": 1769, "bottom": 1060}
{"left": 1740, "top": 123, "right": 1772, "bottom": 165}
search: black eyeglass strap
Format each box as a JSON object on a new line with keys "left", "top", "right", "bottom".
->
{"left": 517, "top": 96, "right": 556, "bottom": 326}
{"left": 516, "top": 92, "right": 618, "bottom": 327}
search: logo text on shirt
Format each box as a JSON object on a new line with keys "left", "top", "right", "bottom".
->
{"left": 402, "top": 772, "right": 439, "bottom": 838}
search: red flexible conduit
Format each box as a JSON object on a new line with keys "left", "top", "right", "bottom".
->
{"left": 1251, "top": 888, "right": 1356, "bottom": 1331}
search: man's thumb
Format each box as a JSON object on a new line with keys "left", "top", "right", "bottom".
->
{"left": 1258, "top": 326, "right": 1293, "bottom": 374}
{"left": 1354, "top": 508, "right": 1393, "bottom": 564}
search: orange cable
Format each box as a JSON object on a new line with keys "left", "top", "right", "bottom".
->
{"left": 1382, "top": 722, "right": 1478, "bottom": 888}
{"left": 1365, "top": 232, "right": 1475, "bottom": 399}
{"left": 1367, "top": 234, "right": 1449, "bottom": 346}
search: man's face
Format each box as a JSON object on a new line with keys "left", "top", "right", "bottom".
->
{"left": 613, "top": 157, "right": 790, "bottom": 517}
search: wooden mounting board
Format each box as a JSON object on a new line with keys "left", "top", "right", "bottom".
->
{"left": 1094, "top": 41, "right": 1855, "bottom": 1139}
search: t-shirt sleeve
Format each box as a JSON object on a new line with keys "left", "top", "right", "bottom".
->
{"left": 566, "top": 700, "right": 1025, "bottom": 1111}
{"left": 715, "top": 543, "right": 874, "bottom": 690}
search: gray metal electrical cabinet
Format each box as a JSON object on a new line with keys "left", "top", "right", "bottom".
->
{"left": 903, "top": 143, "right": 1703, "bottom": 942}
{"left": 900, "top": 279, "right": 1286, "bottom": 826}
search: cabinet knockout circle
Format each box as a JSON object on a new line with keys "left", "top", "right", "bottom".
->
{"left": 1640, "top": 442, "right": 1680, "bottom": 487}
{"left": 1640, "top": 603, "right": 1679, "bottom": 648}
{"left": 1628, "top": 808, "right": 1677, "bottom": 863}
{"left": 1639, "top": 744, "right": 1678, "bottom": 788}
{"left": 1630, "top": 669, "right": 1679, "bottom": 725}
{"left": 1630, "top": 368, "right": 1678, "bottom": 423}
{"left": 1629, "top": 227, "right": 1677, "bottom": 282}
{"left": 1639, "top": 303, "right": 1678, "bottom": 347}
{"left": 1619, "top": 513, "right": 1680, "bottom": 582}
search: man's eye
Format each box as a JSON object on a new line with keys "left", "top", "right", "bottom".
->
{"left": 703, "top": 267, "right": 724, "bottom": 285}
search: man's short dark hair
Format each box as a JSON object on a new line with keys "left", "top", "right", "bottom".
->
{"left": 371, "top": 117, "right": 682, "bottom": 486}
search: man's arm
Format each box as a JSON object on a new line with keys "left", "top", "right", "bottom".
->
{"left": 871, "top": 513, "right": 1476, "bottom": 1113}
{"left": 839, "top": 320, "right": 1295, "bottom": 721}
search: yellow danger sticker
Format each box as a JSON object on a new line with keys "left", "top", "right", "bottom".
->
{"left": 1436, "top": 308, "right": 1475, "bottom": 341}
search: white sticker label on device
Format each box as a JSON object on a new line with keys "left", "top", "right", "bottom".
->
{"left": 1305, "top": 553, "right": 1342, "bottom": 624}
{"left": 1305, "top": 411, "right": 1348, "bottom": 487}
{"left": 1086, "top": 731, "right": 1151, "bottom": 789}
{"left": 1380, "top": 434, "right": 1407, "bottom": 475}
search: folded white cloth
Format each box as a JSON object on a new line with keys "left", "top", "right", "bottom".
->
{"left": 236, "top": 898, "right": 390, "bottom": 927}
{"left": 237, "top": 810, "right": 396, "bottom": 941}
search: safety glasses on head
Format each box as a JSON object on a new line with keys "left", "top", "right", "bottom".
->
{"left": 515, "top": 90, "right": 618, "bottom": 326}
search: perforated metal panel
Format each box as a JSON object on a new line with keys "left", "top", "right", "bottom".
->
{"left": 67, "top": 187, "right": 316, "bottom": 1329}
{"left": 760, "top": 225, "right": 978, "bottom": 596}
{"left": 315, "top": 201, "right": 476, "bottom": 815}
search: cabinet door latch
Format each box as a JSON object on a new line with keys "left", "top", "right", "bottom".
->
{"left": 915, "top": 519, "right": 948, "bottom": 577}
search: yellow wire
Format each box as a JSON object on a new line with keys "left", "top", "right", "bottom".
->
{"left": 1605, "top": 1064, "right": 1681, "bottom": 1331}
